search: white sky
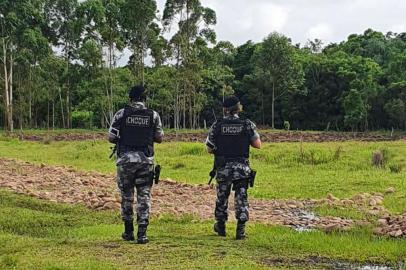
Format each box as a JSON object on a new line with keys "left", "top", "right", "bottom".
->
{"left": 157, "top": 0, "right": 406, "bottom": 44}
{"left": 117, "top": 0, "right": 406, "bottom": 65}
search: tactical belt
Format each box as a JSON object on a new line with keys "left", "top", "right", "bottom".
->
{"left": 224, "top": 157, "right": 248, "bottom": 163}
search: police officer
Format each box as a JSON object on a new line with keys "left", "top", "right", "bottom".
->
{"left": 206, "top": 96, "right": 261, "bottom": 240}
{"left": 108, "top": 85, "right": 163, "bottom": 244}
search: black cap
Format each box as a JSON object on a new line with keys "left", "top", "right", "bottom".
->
{"left": 129, "top": 85, "right": 145, "bottom": 100}
{"left": 223, "top": 96, "right": 240, "bottom": 108}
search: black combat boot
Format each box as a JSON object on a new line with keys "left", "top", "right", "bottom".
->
{"left": 236, "top": 221, "right": 246, "bottom": 240}
{"left": 214, "top": 221, "right": 226, "bottom": 237}
{"left": 122, "top": 220, "right": 135, "bottom": 241}
{"left": 137, "top": 225, "right": 149, "bottom": 244}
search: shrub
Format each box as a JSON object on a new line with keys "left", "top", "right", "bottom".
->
{"left": 72, "top": 110, "right": 93, "bottom": 129}
{"left": 372, "top": 148, "right": 392, "bottom": 168}
{"left": 372, "top": 150, "right": 384, "bottom": 167}
{"left": 283, "top": 121, "right": 291, "bottom": 131}
{"left": 389, "top": 163, "right": 402, "bottom": 173}
{"left": 333, "top": 146, "right": 343, "bottom": 161}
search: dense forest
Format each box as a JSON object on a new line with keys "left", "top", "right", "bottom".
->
{"left": 1, "top": 0, "right": 406, "bottom": 132}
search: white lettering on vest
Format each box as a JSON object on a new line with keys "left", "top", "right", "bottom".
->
{"left": 221, "top": 124, "right": 243, "bottom": 135}
{"left": 126, "top": 115, "right": 150, "bottom": 127}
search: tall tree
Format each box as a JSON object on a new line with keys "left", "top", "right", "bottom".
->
{"left": 252, "top": 32, "right": 304, "bottom": 128}
{"left": 120, "top": 0, "right": 157, "bottom": 84}
{"left": 45, "top": 0, "right": 84, "bottom": 128}
{"left": 163, "top": 0, "right": 216, "bottom": 129}
{"left": 0, "top": 0, "right": 50, "bottom": 132}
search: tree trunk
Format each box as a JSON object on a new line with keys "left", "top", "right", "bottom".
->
{"left": 3, "top": 38, "right": 10, "bottom": 131}
{"left": 272, "top": 82, "right": 275, "bottom": 129}
{"left": 59, "top": 87, "right": 65, "bottom": 128}
{"left": 261, "top": 87, "right": 265, "bottom": 126}
{"left": 29, "top": 72, "right": 32, "bottom": 128}
{"left": 52, "top": 99, "right": 55, "bottom": 130}
{"left": 8, "top": 48, "right": 13, "bottom": 132}
{"left": 66, "top": 82, "right": 71, "bottom": 129}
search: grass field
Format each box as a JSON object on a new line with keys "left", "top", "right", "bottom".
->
{"left": 1, "top": 135, "right": 406, "bottom": 268}
{"left": 1, "top": 190, "right": 406, "bottom": 269}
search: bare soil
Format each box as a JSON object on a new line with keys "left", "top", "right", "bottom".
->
{"left": 9, "top": 130, "right": 406, "bottom": 143}
{"left": 1, "top": 157, "right": 405, "bottom": 237}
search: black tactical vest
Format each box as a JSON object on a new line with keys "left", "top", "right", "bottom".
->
{"left": 214, "top": 118, "right": 250, "bottom": 159}
{"left": 119, "top": 106, "right": 155, "bottom": 157}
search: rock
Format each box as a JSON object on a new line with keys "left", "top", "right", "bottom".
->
{"left": 327, "top": 193, "right": 339, "bottom": 201}
{"left": 373, "top": 227, "right": 385, "bottom": 235}
{"left": 341, "top": 199, "right": 354, "bottom": 206}
{"left": 369, "top": 199, "right": 377, "bottom": 206}
{"left": 103, "top": 197, "right": 117, "bottom": 203}
{"left": 101, "top": 202, "right": 116, "bottom": 210}
{"left": 352, "top": 194, "right": 366, "bottom": 201}
{"left": 385, "top": 187, "right": 396, "bottom": 194}
{"left": 295, "top": 201, "right": 305, "bottom": 208}
{"left": 324, "top": 223, "right": 339, "bottom": 233}
{"left": 367, "top": 210, "right": 381, "bottom": 216}
{"left": 377, "top": 219, "right": 388, "bottom": 226}
{"left": 389, "top": 229, "right": 403, "bottom": 237}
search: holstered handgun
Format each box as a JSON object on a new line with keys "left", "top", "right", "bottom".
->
{"left": 154, "top": 165, "right": 161, "bottom": 185}
{"left": 208, "top": 169, "right": 216, "bottom": 185}
{"left": 249, "top": 169, "right": 256, "bottom": 188}
{"left": 109, "top": 144, "right": 117, "bottom": 159}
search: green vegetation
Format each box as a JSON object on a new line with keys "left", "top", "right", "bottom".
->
{"left": 1, "top": 190, "right": 406, "bottom": 269}
{"left": 2, "top": 0, "right": 406, "bottom": 133}
{"left": 0, "top": 139, "right": 406, "bottom": 214}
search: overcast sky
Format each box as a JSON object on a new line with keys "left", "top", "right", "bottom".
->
{"left": 156, "top": 0, "right": 406, "bottom": 45}
{"left": 118, "top": 0, "right": 406, "bottom": 65}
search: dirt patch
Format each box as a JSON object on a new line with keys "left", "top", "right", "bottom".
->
{"left": 4, "top": 157, "right": 406, "bottom": 238}
{"left": 13, "top": 132, "right": 108, "bottom": 142}
{"left": 260, "top": 256, "right": 397, "bottom": 270}
{"left": 0, "top": 158, "right": 357, "bottom": 232}
{"left": 7, "top": 131, "right": 406, "bottom": 143}
{"left": 2, "top": 158, "right": 404, "bottom": 236}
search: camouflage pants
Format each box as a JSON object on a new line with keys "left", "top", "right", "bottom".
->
{"left": 215, "top": 180, "right": 249, "bottom": 223}
{"left": 117, "top": 162, "right": 153, "bottom": 226}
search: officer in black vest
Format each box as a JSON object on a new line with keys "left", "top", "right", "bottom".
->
{"left": 206, "top": 96, "right": 261, "bottom": 239}
{"left": 109, "top": 85, "right": 163, "bottom": 244}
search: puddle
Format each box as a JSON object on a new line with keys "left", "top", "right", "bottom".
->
{"left": 291, "top": 209, "right": 318, "bottom": 232}
{"left": 294, "top": 226, "right": 316, "bottom": 233}
{"left": 261, "top": 257, "right": 401, "bottom": 270}
{"left": 333, "top": 262, "right": 396, "bottom": 270}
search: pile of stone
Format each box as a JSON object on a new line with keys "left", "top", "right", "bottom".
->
{"left": 374, "top": 214, "right": 406, "bottom": 237}
{"left": 1, "top": 158, "right": 403, "bottom": 237}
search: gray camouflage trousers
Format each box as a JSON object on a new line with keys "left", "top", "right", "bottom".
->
{"left": 117, "top": 162, "right": 153, "bottom": 226}
{"left": 215, "top": 180, "right": 249, "bottom": 223}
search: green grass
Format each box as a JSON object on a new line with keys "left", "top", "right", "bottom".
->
{"left": 0, "top": 138, "right": 406, "bottom": 213}
{"left": 1, "top": 189, "right": 406, "bottom": 269}
{"left": 313, "top": 205, "right": 370, "bottom": 221}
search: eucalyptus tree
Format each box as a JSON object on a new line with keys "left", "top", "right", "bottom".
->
{"left": 120, "top": 0, "right": 157, "bottom": 84}
{"left": 45, "top": 0, "right": 84, "bottom": 128}
{"left": 252, "top": 32, "right": 304, "bottom": 128}
{"left": 162, "top": 0, "right": 216, "bottom": 129}
{"left": 0, "top": 0, "right": 50, "bottom": 132}
{"left": 79, "top": 0, "right": 125, "bottom": 124}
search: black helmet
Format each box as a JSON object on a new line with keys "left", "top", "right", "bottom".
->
{"left": 129, "top": 85, "right": 145, "bottom": 100}
{"left": 223, "top": 96, "right": 240, "bottom": 108}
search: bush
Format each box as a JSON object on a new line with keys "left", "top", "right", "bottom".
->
{"left": 72, "top": 111, "right": 93, "bottom": 129}
{"left": 372, "top": 148, "right": 392, "bottom": 168}
{"left": 372, "top": 150, "right": 384, "bottom": 167}
{"left": 389, "top": 163, "right": 402, "bottom": 173}
{"left": 283, "top": 121, "right": 291, "bottom": 131}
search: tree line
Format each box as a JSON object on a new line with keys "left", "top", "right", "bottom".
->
{"left": 1, "top": 0, "right": 406, "bottom": 132}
